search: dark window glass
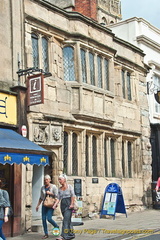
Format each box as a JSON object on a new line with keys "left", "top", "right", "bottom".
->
{"left": 89, "top": 52, "right": 95, "bottom": 85}
{"left": 42, "top": 37, "right": 49, "bottom": 72}
{"left": 122, "top": 141, "right": 125, "bottom": 177}
{"left": 85, "top": 135, "right": 89, "bottom": 176}
{"left": 63, "top": 131, "right": 68, "bottom": 174}
{"left": 97, "top": 56, "right": 102, "bottom": 88}
{"left": 104, "top": 138, "right": 108, "bottom": 177}
{"left": 111, "top": 138, "right": 115, "bottom": 177}
{"left": 72, "top": 133, "right": 78, "bottom": 175}
{"left": 127, "top": 72, "right": 132, "bottom": 100}
{"left": 63, "top": 46, "right": 76, "bottom": 81}
{"left": 32, "top": 33, "right": 39, "bottom": 68}
{"left": 104, "top": 58, "right": 109, "bottom": 90}
{"left": 128, "top": 141, "right": 132, "bottom": 178}
{"left": 80, "top": 49, "right": 87, "bottom": 83}
{"left": 92, "top": 135, "right": 97, "bottom": 176}
{"left": 122, "top": 70, "right": 125, "bottom": 98}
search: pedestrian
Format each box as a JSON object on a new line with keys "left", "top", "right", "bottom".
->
{"left": 155, "top": 172, "right": 160, "bottom": 192}
{"left": 36, "top": 175, "right": 59, "bottom": 239}
{"left": 53, "top": 174, "right": 75, "bottom": 240}
{"left": 0, "top": 179, "right": 11, "bottom": 240}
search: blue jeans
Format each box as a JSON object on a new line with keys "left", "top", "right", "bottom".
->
{"left": 42, "top": 205, "right": 59, "bottom": 235}
{"left": 0, "top": 220, "right": 6, "bottom": 240}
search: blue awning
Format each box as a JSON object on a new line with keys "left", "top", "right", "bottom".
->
{"left": 0, "top": 128, "right": 50, "bottom": 165}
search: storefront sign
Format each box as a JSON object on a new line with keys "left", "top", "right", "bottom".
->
{"left": 74, "top": 179, "right": 82, "bottom": 196}
{"left": 27, "top": 74, "right": 44, "bottom": 106}
{"left": 0, "top": 92, "right": 17, "bottom": 125}
{"left": 100, "top": 183, "right": 127, "bottom": 219}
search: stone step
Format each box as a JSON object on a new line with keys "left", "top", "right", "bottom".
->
{"left": 31, "top": 217, "right": 62, "bottom": 233}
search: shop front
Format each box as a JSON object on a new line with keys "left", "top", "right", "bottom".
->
{"left": 0, "top": 90, "right": 50, "bottom": 237}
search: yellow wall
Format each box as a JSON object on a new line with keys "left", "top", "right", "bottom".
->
{"left": 0, "top": 93, "right": 17, "bottom": 125}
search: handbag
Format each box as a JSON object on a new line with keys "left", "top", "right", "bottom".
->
{"left": 73, "top": 199, "right": 79, "bottom": 211}
{"left": 43, "top": 195, "right": 55, "bottom": 208}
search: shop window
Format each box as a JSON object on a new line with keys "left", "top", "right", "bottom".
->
{"left": 31, "top": 33, "right": 49, "bottom": 72}
{"left": 63, "top": 46, "right": 76, "bottom": 81}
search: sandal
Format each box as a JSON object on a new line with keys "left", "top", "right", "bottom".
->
{"left": 42, "top": 235, "right": 49, "bottom": 239}
{"left": 56, "top": 237, "right": 64, "bottom": 240}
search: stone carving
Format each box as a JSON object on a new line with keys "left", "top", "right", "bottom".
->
{"left": 34, "top": 125, "right": 49, "bottom": 143}
{"left": 52, "top": 128, "right": 61, "bottom": 141}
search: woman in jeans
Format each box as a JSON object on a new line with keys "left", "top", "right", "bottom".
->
{"left": 53, "top": 174, "right": 75, "bottom": 240}
{"left": 36, "top": 175, "right": 59, "bottom": 239}
{"left": 0, "top": 179, "right": 10, "bottom": 240}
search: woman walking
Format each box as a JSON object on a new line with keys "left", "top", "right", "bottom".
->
{"left": 53, "top": 174, "right": 75, "bottom": 240}
{"left": 36, "top": 175, "right": 59, "bottom": 239}
{"left": 0, "top": 180, "right": 11, "bottom": 240}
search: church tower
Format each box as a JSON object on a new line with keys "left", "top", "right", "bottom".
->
{"left": 49, "top": 0, "right": 122, "bottom": 25}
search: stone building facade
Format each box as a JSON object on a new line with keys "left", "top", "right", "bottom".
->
{"left": 0, "top": 0, "right": 152, "bottom": 235}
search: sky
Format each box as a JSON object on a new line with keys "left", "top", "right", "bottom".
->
{"left": 121, "top": 0, "right": 160, "bottom": 29}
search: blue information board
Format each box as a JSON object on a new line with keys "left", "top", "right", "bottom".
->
{"left": 100, "top": 183, "right": 127, "bottom": 219}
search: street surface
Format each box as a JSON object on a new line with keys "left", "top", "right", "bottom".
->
{"left": 7, "top": 209, "right": 160, "bottom": 240}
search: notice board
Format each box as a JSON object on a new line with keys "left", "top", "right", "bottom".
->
{"left": 100, "top": 183, "right": 127, "bottom": 219}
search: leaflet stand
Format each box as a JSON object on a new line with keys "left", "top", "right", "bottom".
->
{"left": 100, "top": 183, "right": 127, "bottom": 219}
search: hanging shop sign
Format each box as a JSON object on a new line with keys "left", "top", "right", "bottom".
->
{"left": 0, "top": 92, "right": 17, "bottom": 125}
{"left": 27, "top": 73, "right": 44, "bottom": 106}
{"left": 100, "top": 183, "right": 127, "bottom": 219}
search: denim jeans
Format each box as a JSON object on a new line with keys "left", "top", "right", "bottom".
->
{"left": 0, "top": 220, "right": 6, "bottom": 240}
{"left": 42, "top": 205, "right": 59, "bottom": 235}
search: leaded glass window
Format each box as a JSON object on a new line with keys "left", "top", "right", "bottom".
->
{"left": 122, "top": 141, "right": 125, "bottom": 177}
{"left": 122, "top": 70, "right": 125, "bottom": 98}
{"left": 97, "top": 56, "right": 102, "bottom": 88}
{"left": 128, "top": 141, "right": 132, "bottom": 178}
{"left": 63, "top": 46, "right": 76, "bottom": 81}
{"left": 72, "top": 133, "right": 78, "bottom": 175}
{"left": 104, "top": 138, "right": 108, "bottom": 177}
{"left": 127, "top": 72, "right": 131, "bottom": 100}
{"left": 63, "top": 131, "right": 68, "bottom": 174}
{"left": 92, "top": 135, "right": 97, "bottom": 176}
{"left": 42, "top": 37, "right": 49, "bottom": 73}
{"left": 85, "top": 135, "right": 89, "bottom": 176}
{"left": 89, "top": 52, "right": 95, "bottom": 85}
{"left": 80, "top": 49, "right": 87, "bottom": 83}
{"left": 31, "top": 33, "right": 39, "bottom": 68}
{"left": 104, "top": 58, "right": 109, "bottom": 90}
{"left": 111, "top": 138, "right": 115, "bottom": 177}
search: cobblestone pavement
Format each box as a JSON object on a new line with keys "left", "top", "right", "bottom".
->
{"left": 7, "top": 209, "right": 160, "bottom": 240}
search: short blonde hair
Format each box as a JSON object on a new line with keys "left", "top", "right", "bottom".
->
{"left": 44, "top": 174, "right": 51, "bottom": 180}
{"left": 58, "top": 173, "right": 67, "bottom": 180}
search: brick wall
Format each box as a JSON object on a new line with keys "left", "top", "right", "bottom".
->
{"left": 74, "top": 0, "right": 97, "bottom": 21}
